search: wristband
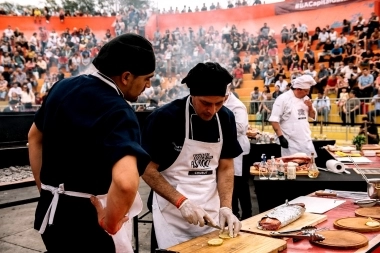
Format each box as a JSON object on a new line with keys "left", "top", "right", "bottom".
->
{"left": 176, "top": 196, "right": 188, "bottom": 209}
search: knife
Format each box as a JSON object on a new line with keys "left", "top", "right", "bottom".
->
{"left": 204, "top": 220, "right": 222, "bottom": 230}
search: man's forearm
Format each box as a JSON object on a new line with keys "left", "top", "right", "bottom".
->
{"left": 271, "top": 121, "right": 283, "bottom": 136}
{"left": 106, "top": 155, "right": 140, "bottom": 232}
{"left": 28, "top": 123, "right": 43, "bottom": 192}
{"left": 142, "top": 161, "right": 183, "bottom": 206}
{"left": 217, "top": 158, "right": 234, "bottom": 208}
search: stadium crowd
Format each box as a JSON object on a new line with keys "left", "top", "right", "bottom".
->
{"left": 1, "top": 3, "right": 380, "bottom": 127}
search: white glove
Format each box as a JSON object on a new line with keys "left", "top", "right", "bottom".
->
{"left": 179, "top": 199, "right": 217, "bottom": 227}
{"left": 219, "top": 207, "right": 242, "bottom": 238}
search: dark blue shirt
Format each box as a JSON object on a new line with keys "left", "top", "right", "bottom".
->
{"left": 34, "top": 74, "right": 150, "bottom": 194}
{"left": 142, "top": 96, "right": 243, "bottom": 172}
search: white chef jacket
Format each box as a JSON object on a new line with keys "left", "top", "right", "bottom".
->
{"left": 269, "top": 90, "right": 317, "bottom": 157}
{"left": 224, "top": 92, "right": 250, "bottom": 176}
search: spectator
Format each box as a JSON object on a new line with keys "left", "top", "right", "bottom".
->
{"left": 20, "top": 84, "right": 35, "bottom": 110}
{"left": 0, "top": 74, "right": 7, "bottom": 100}
{"left": 264, "top": 64, "right": 275, "bottom": 87}
{"left": 341, "top": 90, "right": 360, "bottom": 126}
{"left": 250, "top": 86, "right": 261, "bottom": 114}
{"left": 274, "top": 75, "right": 288, "bottom": 92}
{"left": 3, "top": 99, "right": 20, "bottom": 112}
{"left": 280, "top": 25, "right": 289, "bottom": 44}
{"left": 342, "top": 19, "right": 351, "bottom": 35}
{"left": 316, "top": 28, "right": 329, "bottom": 50}
{"left": 272, "top": 84, "right": 282, "bottom": 99}
{"left": 359, "top": 116, "right": 379, "bottom": 144}
{"left": 8, "top": 82, "right": 21, "bottom": 100}
{"left": 317, "top": 39, "right": 334, "bottom": 62}
{"left": 261, "top": 92, "right": 273, "bottom": 122}
{"left": 329, "top": 44, "right": 343, "bottom": 68}
{"left": 232, "top": 63, "right": 244, "bottom": 88}
{"left": 355, "top": 68, "right": 374, "bottom": 99}
{"left": 313, "top": 92, "right": 330, "bottom": 126}
{"left": 316, "top": 64, "right": 329, "bottom": 92}
{"left": 367, "top": 89, "right": 380, "bottom": 122}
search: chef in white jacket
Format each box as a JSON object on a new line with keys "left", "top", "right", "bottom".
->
{"left": 269, "top": 75, "right": 317, "bottom": 157}
{"left": 224, "top": 85, "right": 252, "bottom": 220}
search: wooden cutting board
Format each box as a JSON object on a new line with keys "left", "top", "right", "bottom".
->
{"left": 250, "top": 166, "right": 309, "bottom": 176}
{"left": 333, "top": 217, "right": 380, "bottom": 232}
{"left": 355, "top": 207, "right": 380, "bottom": 219}
{"left": 167, "top": 230, "right": 287, "bottom": 253}
{"left": 311, "top": 230, "right": 368, "bottom": 249}
{"left": 241, "top": 211, "right": 327, "bottom": 236}
{"left": 362, "top": 144, "right": 380, "bottom": 150}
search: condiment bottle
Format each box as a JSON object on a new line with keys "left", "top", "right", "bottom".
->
{"left": 277, "top": 159, "right": 285, "bottom": 180}
{"left": 259, "top": 154, "right": 268, "bottom": 180}
{"left": 308, "top": 152, "right": 320, "bottom": 178}
{"left": 269, "top": 156, "right": 278, "bottom": 180}
{"left": 287, "top": 162, "right": 296, "bottom": 180}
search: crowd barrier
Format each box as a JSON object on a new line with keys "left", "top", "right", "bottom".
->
{"left": 1, "top": 97, "right": 379, "bottom": 143}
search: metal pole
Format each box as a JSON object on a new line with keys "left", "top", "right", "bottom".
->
{"left": 364, "top": 121, "right": 368, "bottom": 144}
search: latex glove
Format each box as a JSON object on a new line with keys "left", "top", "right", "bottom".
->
{"left": 278, "top": 135, "right": 289, "bottom": 148}
{"left": 179, "top": 199, "right": 217, "bottom": 227}
{"left": 219, "top": 207, "right": 242, "bottom": 238}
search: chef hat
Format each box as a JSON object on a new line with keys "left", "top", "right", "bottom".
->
{"left": 181, "top": 62, "right": 232, "bottom": 97}
{"left": 291, "top": 75, "right": 316, "bottom": 89}
{"left": 93, "top": 33, "right": 155, "bottom": 77}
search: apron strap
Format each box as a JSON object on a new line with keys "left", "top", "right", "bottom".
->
{"left": 39, "top": 183, "right": 92, "bottom": 234}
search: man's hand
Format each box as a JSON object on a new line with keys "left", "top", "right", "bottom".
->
{"left": 219, "top": 207, "right": 241, "bottom": 238}
{"left": 179, "top": 199, "right": 216, "bottom": 227}
{"left": 279, "top": 135, "right": 289, "bottom": 148}
{"left": 91, "top": 196, "right": 129, "bottom": 235}
{"left": 304, "top": 99, "right": 313, "bottom": 108}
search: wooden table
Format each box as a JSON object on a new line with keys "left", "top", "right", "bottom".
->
{"left": 167, "top": 193, "right": 380, "bottom": 253}
{"left": 282, "top": 194, "right": 380, "bottom": 253}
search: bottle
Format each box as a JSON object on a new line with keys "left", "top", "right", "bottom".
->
{"left": 269, "top": 156, "right": 278, "bottom": 180}
{"left": 287, "top": 162, "right": 296, "bottom": 180}
{"left": 277, "top": 159, "right": 286, "bottom": 180}
{"left": 259, "top": 154, "right": 268, "bottom": 180}
{"left": 308, "top": 152, "right": 320, "bottom": 178}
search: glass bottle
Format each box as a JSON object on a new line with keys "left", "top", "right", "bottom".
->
{"left": 269, "top": 156, "right": 278, "bottom": 180}
{"left": 259, "top": 154, "right": 268, "bottom": 180}
{"left": 308, "top": 152, "right": 320, "bottom": 178}
{"left": 287, "top": 162, "right": 296, "bottom": 180}
{"left": 277, "top": 159, "right": 286, "bottom": 180}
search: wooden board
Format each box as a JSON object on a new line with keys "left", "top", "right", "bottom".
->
{"left": 333, "top": 217, "right": 380, "bottom": 233}
{"left": 0, "top": 177, "right": 34, "bottom": 187}
{"left": 168, "top": 230, "right": 287, "bottom": 253}
{"left": 362, "top": 144, "right": 380, "bottom": 150}
{"left": 241, "top": 211, "right": 327, "bottom": 236}
{"left": 355, "top": 207, "right": 380, "bottom": 219}
{"left": 311, "top": 230, "right": 368, "bottom": 249}
{"left": 250, "top": 166, "right": 308, "bottom": 176}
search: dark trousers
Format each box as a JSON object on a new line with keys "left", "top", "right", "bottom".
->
{"left": 232, "top": 155, "right": 252, "bottom": 220}
{"left": 368, "top": 109, "right": 380, "bottom": 122}
{"left": 340, "top": 109, "right": 359, "bottom": 126}
{"left": 354, "top": 86, "right": 373, "bottom": 102}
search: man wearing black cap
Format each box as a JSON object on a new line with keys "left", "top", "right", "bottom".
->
{"left": 28, "top": 34, "right": 155, "bottom": 252}
{"left": 142, "top": 62, "right": 243, "bottom": 250}
{"left": 359, "top": 117, "right": 379, "bottom": 144}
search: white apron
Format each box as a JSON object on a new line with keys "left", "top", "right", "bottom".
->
{"left": 153, "top": 96, "right": 223, "bottom": 249}
{"left": 39, "top": 183, "right": 142, "bottom": 253}
{"left": 279, "top": 94, "right": 316, "bottom": 157}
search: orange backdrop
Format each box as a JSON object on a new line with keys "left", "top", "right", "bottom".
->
{"left": 145, "top": 0, "right": 376, "bottom": 39}
{"left": 0, "top": 16, "right": 115, "bottom": 38}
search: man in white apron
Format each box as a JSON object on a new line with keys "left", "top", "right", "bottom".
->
{"left": 224, "top": 85, "right": 252, "bottom": 220}
{"left": 269, "top": 75, "right": 317, "bottom": 157}
{"left": 142, "top": 62, "right": 243, "bottom": 251}
{"left": 28, "top": 34, "right": 155, "bottom": 252}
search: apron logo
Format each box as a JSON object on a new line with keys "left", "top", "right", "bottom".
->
{"left": 298, "top": 109, "right": 305, "bottom": 116}
{"left": 191, "top": 153, "right": 213, "bottom": 168}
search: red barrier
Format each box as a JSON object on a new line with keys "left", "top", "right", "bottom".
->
{"left": 145, "top": 0, "right": 375, "bottom": 39}
{"left": 0, "top": 16, "right": 115, "bottom": 37}
{"left": 145, "top": 4, "right": 276, "bottom": 39}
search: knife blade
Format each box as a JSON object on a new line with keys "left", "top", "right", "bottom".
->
{"left": 204, "top": 220, "right": 222, "bottom": 230}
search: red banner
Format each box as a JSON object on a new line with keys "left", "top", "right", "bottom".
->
{"left": 275, "top": 0, "right": 365, "bottom": 15}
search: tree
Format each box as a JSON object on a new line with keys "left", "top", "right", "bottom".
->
{"left": 61, "top": 0, "right": 96, "bottom": 15}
